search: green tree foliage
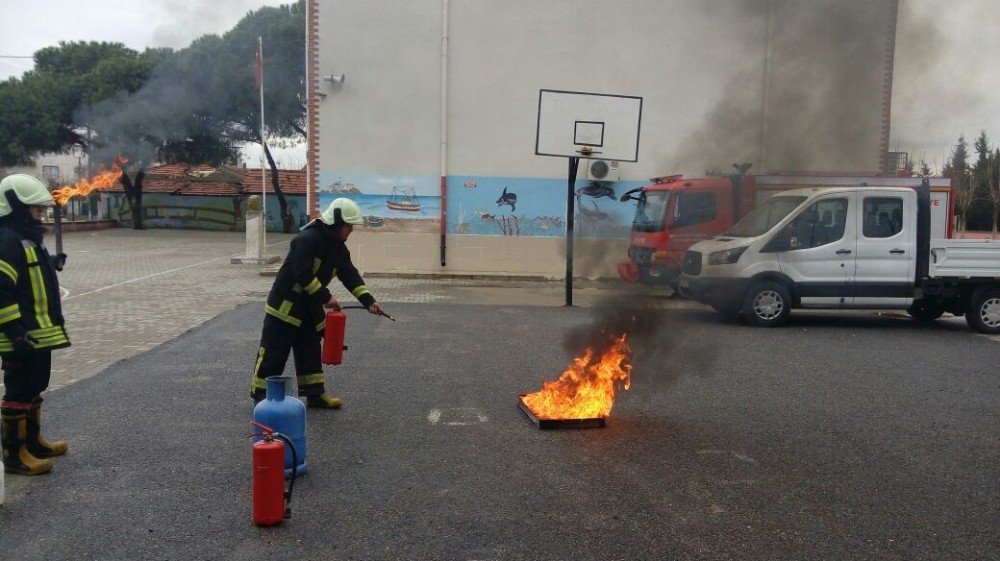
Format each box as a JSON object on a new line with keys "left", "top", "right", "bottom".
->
{"left": 0, "top": 41, "right": 157, "bottom": 165}
{"left": 82, "top": 1, "right": 305, "bottom": 231}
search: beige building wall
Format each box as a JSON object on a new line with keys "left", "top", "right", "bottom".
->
{"left": 314, "top": 1, "right": 893, "bottom": 278}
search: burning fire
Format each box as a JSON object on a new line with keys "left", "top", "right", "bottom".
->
{"left": 521, "top": 334, "right": 632, "bottom": 419}
{"left": 51, "top": 157, "right": 127, "bottom": 207}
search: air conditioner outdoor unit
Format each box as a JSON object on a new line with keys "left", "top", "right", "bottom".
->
{"left": 586, "top": 159, "right": 620, "bottom": 182}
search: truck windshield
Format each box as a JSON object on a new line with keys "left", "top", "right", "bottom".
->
{"left": 725, "top": 196, "right": 807, "bottom": 237}
{"left": 632, "top": 191, "right": 669, "bottom": 232}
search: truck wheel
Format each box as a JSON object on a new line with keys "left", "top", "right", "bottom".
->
{"left": 906, "top": 300, "right": 945, "bottom": 322}
{"left": 741, "top": 281, "right": 791, "bottom": 327}
{"left": 966, "top": 287, "right": 1000, "bottom": 334}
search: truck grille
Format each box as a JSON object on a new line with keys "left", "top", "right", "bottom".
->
{"left": 628, "top": 246, "right": 653, "bottom": 264}
{"left": 682, "top": 251, "right": 702, "bottom": 276}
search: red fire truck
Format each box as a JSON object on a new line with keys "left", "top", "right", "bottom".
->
{"left": 617, "top": 170, "right": 954, "bottom": 289}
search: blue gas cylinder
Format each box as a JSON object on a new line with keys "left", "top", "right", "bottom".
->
{"left": 252, "top": 375, "right": 307, "bottom": 476}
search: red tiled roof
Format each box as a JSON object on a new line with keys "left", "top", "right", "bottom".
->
{"left": 244, "top": 168, "right": 307, "bottom": 195}
{"left": 105, "top": 164, "right": 306, "bottom": 197}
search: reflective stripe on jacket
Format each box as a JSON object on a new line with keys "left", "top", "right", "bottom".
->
{"left": 0, "top": 228, "right": 70, "bottom": 352}
{"left": 264, "top": 223, "right": 375, "bottom": 330}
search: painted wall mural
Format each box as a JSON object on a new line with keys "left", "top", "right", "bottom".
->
{"left": 446, "top": 175, "right": 645, "bottom": 238}
{"left": 107, "top": 193, "right": 307, "bottom": 232}
{"left": 317, "top": 171, "right": 441, "bottom": 234}
{"left": 319, "top": 170, "right": 645, "bottom": 239}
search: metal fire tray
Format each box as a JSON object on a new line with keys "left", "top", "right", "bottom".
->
{"left": 518, "top": 394, "right": 606, "bottom": 430}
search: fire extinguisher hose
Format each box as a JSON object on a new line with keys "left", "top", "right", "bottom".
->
{"left": 273, "top": 433, "right": 297, "bottom": 519}
{"left": 338, "top": 304, "right": 396, "bottom": 321}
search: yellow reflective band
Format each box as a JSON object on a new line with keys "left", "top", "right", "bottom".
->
{"left": 0, "top": 326, "right": 70, "bottom": 350}
{"left": 305, "top": 278, "right": 322, "bottom": 295}
{"left": 351, "top": 285, "right": 371, "bottom": 299}
{"left": 0, "top": 260, "right": 17, "bottom": 284}
{"left": 252, "top": 347, "right": 266, "bottom": 378}
{"left": 297, "top": 372, "right": 325, "bottom": 386}
{"left": 0, "top": 303, "right": 20, "bottom": 324}
{"left": 22, "top": 242, "right": 52, "bottom": 328}
{"left": 23, "top": 243, "right": 38, "bottom": 264}
{"left": 312, "top": 258, "right": 321, "bottom": 273}
{"left": 264, "top": 302, "right": 301, "bottom": 327}
{"left": 27, "top": 264, "right": 52, "bottom": 328}
{"left": 315, "top": 320, "right": 326, "bottom": 332}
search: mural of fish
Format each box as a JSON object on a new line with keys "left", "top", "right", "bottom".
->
{"left": 496, "top": 186, "right": 517, "bottom": 212}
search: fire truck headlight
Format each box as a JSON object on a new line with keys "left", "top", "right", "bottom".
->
{"left": 708, "top": 246, "right": 748, "bottom": 266}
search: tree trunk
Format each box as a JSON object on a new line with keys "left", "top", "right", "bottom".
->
{"left": 119, "top": 171, "right": 146, "bottom": 230}
{"left": 262, "top": 143, "right": 294, "bottom": 233}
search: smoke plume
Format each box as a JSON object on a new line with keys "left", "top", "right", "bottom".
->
{"left": 677, "top": 0, "right": 896, "bottom": 175}
{"left": 564, "top": 295, "right": 718, "bottom": 391}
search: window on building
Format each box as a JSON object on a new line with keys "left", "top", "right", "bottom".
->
{"left": 42, "top": 166, "right": 60, "bottom": 183}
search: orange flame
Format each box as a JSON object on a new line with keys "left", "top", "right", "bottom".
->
{"left": 521, "top": 333, "right": 632, "bottom": 419}
{"left": 52, "top": 157, "right": 128, "bottom": 207}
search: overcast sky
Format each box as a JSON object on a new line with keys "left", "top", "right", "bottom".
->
{"left": 1, "top": 1, "right": 997, "bottom": 171}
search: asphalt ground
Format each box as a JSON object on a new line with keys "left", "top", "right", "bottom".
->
{"left": 1, "top": 301, "right": 997, "bottom": 560}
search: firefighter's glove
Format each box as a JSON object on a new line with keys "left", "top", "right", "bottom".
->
{"left": 13, "top": 333, "right": 39, "bottom": 352}
{"left": 52, "top": 253, "right": 67, "bottom": 271}
{"left": 49, "top": 252, "right": 68, "bottom": 271}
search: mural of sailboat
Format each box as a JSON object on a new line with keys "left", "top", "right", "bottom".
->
{"left": 386, "top": 186, "right": 420, "bottom": 212}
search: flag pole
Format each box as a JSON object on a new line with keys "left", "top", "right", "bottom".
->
{"left": 258, "top": 36, "right": 268, "bottom": 250}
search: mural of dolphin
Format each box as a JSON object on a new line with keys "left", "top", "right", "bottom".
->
{"left": 496, "top": 186, "right": 517, "bottom": 212}
{"left": 576, "top": 181, "right": 616, "bottom": 200}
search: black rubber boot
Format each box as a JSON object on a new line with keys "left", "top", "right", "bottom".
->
{"left": 2, "top": 408, "right": 53, "bottom": 475}
{"left": 26, "top": 400, "right": 68, "bottom": 458}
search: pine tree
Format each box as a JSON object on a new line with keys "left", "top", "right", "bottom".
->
{"left": 918, "top": 158, "right": 932, "bottom": 177}
{"left": 943, "top": 135, "right": 977, "bottom": 232}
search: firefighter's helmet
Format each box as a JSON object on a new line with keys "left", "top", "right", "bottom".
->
{"left": 0, "top": 174, "right": 54, "bottom": 217}
{"left": 321, "top": 198, "right": 364, "bottom": 226}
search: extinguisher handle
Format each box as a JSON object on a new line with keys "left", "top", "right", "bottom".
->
{"left": 250, "top": 420, "right": 274, "bottom": 435}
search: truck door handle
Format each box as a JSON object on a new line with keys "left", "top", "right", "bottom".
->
{"left": 836, "top": 249, "right": 852, "bottom": 255}
{"left": 890, "top": 249, "right": 906, "bottom": 254}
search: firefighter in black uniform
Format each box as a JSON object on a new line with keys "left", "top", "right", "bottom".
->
{"left": 250, "top": 198, "right": 384, "bottom": 408}
{"left": 0, "top": 174, "right": 70, "bottom": 476}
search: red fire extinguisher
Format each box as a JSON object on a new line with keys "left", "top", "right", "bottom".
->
{"left": 322, "top": 310, "right": 346, "bottom": 365}
{"left": 251, "top": 420, "right": 298, "bottom": 527}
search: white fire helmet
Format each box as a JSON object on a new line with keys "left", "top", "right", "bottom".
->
{"left": 0, "top": 174, "right": 54, "bottom": 217}
{"left": 321, "top": 198, "right": 364, "bottom": 226}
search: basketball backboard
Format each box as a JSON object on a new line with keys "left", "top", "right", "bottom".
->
{"left": 535, "top": 89, "right": 642, "bottom": 162}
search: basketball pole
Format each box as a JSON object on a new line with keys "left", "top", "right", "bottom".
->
{"left": 565, "top": 156, "right": 580, "bottom": 307}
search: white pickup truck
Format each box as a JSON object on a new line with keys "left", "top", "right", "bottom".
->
{"left": 679, "top": 181, "right": 1000, "bottom": 334}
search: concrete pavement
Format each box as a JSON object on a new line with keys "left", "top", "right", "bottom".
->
{"left": 13, "top": 228, "right": 678, "bottom": 393}
{"left": 0, "top": 300, "right": 997, "bottom": 560}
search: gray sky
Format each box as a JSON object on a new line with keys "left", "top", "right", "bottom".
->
{"left": 1, "top": 1, "right": 997, "bottom": 171}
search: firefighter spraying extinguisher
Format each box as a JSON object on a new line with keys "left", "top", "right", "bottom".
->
{"left": 250, "top": 420, "right": 298, "bottom": 526}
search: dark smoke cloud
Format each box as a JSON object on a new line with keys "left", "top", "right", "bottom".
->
{"left": 677, "top": 0, "right": 894, "bottom": 175}
{"left": 563, "top": 295, "right": 718, "bottom": 391}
